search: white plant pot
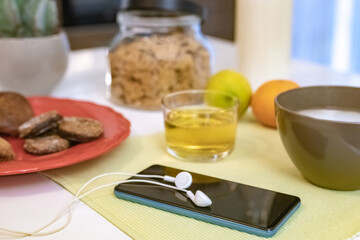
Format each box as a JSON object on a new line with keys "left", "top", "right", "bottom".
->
{"left": 0, "top": 31, "right": 69, "bottom": 96}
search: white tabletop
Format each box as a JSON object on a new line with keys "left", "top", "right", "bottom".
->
{"left": 0, "top": 37, "right": 359, "bottom": 240}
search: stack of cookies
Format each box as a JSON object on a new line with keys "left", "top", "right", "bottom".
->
{"left": 19, "top": 111, "right": 104, "bottom": 155}
{"left": 0, "top": 92, "right": 104, "bottom": 160}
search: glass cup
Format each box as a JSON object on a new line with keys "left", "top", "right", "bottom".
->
{"left": 161, "top": 90, "right": 238, "bottom": 162}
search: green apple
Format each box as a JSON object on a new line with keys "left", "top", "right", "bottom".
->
{"left": 206, "top": 70, "right": 252, "bottom": 117}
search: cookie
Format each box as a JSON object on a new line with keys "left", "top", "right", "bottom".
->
{"left": 0, "top": 137, "right": 15, "bottom": 161}
{"left": 58, "top": 117, "right": 103, "bottom": 142}
{"left": 0, "top": 92, "right": 34, "bottom": 136}
{"left": 24, "top": 135, "right": 70, "bottom": 155}
{"left": 18, "top": 111, "right": 62, "bottom": 138}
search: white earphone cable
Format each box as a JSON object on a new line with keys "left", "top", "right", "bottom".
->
{"left": 75, "top": 172, "right": 165, "bottom": 198}
{"left": 31, "top": 172, "right": 165, "bottom": 236}
{"left": 0, "top": 172, "right": 185, "bottom": 238}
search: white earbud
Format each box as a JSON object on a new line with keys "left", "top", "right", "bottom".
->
{"left": 163, "top": 172, "right": 192, "bottom": 189}
{"left": 186, "top": 190, "right": 212, "bottom": 207}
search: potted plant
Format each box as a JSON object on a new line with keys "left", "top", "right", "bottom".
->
{"left": 0, "top": 0, "right": 69, "bottom": 95}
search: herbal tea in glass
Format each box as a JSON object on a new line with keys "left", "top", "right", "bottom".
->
{"left": 162, "top": 90, "right": 238, "bottom": 162}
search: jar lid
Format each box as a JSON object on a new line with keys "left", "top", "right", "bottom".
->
{"left": 118, "top": 0, "right": 207, "bottom": 22}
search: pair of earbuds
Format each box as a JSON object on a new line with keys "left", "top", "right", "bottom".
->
{"left": 128, "top": 171, "right": 212, "bottom": 207}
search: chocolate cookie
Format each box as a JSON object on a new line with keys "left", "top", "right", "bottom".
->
{"left": 0, "top": 137, "right": 15, "bottom": 161}
{"left": 24, "top": 135, "right": 70, "bottom": 155}
{"left": 0, "top": 92, "right": 34, "bottom": 136}
{"left": 58, "top": 117, "right": 103, "bottom": 142}
{"left": 18, "top": 111, "right": 62, "bottom": 138}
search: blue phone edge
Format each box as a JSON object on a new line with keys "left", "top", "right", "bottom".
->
{"left": 114, "top": 190, "right": 301, "bottom": 238}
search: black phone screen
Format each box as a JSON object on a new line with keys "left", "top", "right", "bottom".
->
{"left": 114, "top": 165, "right": 300, "bottom": 232}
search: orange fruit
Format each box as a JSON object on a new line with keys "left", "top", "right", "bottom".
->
{"left": 251, "top": 80, "right": 299, "bottom": 128}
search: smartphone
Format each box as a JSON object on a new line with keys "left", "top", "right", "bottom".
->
{"left": 114, "top": 165, "right": 300, "bottom": 238}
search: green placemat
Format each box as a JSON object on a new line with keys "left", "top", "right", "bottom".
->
{"left": 45, "top": 115, "right": 360, "bottom": 240}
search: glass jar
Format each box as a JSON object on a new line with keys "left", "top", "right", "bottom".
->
{"left": 107, "top": 6, "right": 212, "bottom": 110}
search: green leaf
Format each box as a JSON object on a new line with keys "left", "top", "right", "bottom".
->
{"left": 0, "top": 0, "right": 21, "bottom": 37}
{"left": 22, "top": 0, "right": 42, "bottom": 36}
{"left": 34, "top": 0, "right": 58, "bottom": 36}
{"left": 42, "top": 1, "right": 58, "bottom": 35}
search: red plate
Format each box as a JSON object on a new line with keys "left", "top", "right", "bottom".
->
{"left": 0, "top": 97, "right": 131, "bottom": 176}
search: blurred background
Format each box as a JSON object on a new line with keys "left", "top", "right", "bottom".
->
{"left": 58, "top": 0, "right": 360, "bottom": 74}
